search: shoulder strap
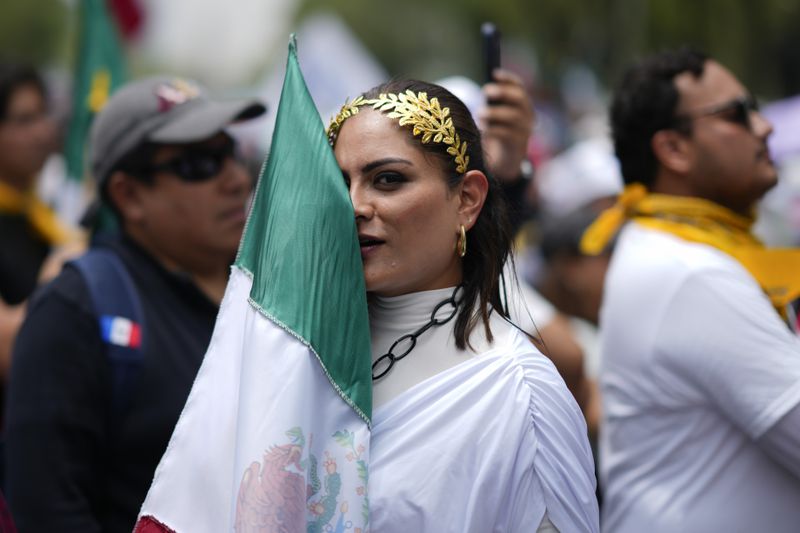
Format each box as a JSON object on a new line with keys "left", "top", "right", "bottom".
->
{"left": 71, "top": 248, "right": 145, "bottom": 418}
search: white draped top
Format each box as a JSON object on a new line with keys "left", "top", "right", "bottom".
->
{"left": 367, "top": 287, "right": 599, "bottom": 533}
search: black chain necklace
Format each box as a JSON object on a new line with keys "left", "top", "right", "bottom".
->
{"left": 372, "top": 284, "right": 464, "bottom": 381}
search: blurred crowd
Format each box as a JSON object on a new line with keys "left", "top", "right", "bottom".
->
{"left": 1, "top": 5, "right": 800, "bottom": 533}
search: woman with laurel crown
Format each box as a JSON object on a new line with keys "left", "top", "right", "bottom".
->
{"left": 328, "top": 79, "right": 599, "bottom": 532}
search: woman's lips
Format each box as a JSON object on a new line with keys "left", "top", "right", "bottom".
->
{"left": 359, "top": 236, "right": 384, "bottom": 258}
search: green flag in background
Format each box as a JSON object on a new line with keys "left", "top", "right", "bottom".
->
{"left": 65, "top": 0, "right": 127, "bottom": 183}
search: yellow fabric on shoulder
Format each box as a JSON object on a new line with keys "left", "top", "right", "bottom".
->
{"left": 581, "top": 183, "right": 800, "bottom": 316}
{"left": 0, "top": 180, "right": 72, "bottom": 246}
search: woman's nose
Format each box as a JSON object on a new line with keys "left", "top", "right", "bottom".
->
{"left": 349, "top": 183, "right": 374, "bottom": 220}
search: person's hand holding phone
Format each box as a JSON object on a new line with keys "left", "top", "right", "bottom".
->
{"left": 479, "top": 68, "right": 535, "bottom": 184}
{"left": 478, "top": 23, "right": 534, "bottom": 184}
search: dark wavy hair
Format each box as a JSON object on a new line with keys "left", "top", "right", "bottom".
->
{"left": 610, "top": 47, "right": 707, "bottom": 187}
{"left": 352, "top": 79, "right": 513, "bottom": 350}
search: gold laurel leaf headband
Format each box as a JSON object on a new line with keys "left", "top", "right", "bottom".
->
{"left": 326, "top": 90, "right": 470, "bottom": 174}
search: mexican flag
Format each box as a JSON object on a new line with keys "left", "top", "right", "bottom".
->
{"left": 65, "top": 0, "right": 127, "bottom": 184}
{"left": 134, "top": 37, "right": 372, "bottom": 533}
{"left": 63, "top": 0, "right": 127, "bottom": 225}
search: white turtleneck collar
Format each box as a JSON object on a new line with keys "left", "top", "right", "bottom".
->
{"left": 369, "top": 286, "right": 458, "bottom": 335}
{"left": 368, "top": 286, "right": 512, "bottom": 410}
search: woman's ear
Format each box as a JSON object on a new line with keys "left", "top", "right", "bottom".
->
{"left": 458, "top": 170, "right": 489, "bottom": 230}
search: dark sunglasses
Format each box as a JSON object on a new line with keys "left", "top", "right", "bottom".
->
{"left": 148, "top": 135, "right": 237, "bottom": 182}
{"left": 673, "top": 95, "right": 759, "bottom": 131}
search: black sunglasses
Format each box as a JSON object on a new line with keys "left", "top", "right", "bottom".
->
{"left": 673, "top": 95, "right": 759, "bottom": 131}
{"left": 147, "top": 135, "right": 237, "bottom": 182}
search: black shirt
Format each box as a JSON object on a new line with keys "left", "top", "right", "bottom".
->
{"left": 0, "top": 213, "right": 50, "bottom": 305}
{"left": 5, "top": 234, "right": 219, "bottom": 533}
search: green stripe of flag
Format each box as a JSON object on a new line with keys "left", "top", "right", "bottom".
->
{"left": 236, "top": 37, "right": 372, "bottom": 422}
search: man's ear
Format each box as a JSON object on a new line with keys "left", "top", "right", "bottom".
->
{"left": 651, "top": 129, "right": 693, "bottom": 175}
{"left": 105, "top": 171, "right": 147, "bottom": 224}
{"left": 458, "top": 170, "right": 489, "bottom": 230}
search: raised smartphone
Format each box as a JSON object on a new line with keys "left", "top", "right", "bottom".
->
{"left": 481, "top": 22, "right": 501, "bottom": 84}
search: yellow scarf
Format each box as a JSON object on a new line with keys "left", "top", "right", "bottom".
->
{"left": 581, "top": 183, "right": 800, "bottom": 316}
{"left": 0, "top": 180, "right": 72, "bottom": 246}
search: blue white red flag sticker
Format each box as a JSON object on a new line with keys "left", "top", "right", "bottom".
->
{"left": 100, "top": 315, "right": 142, "bottom": 348}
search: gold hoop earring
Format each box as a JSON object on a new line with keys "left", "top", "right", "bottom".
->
{"left": 457, "top": 224, "right": 467, "bottom": 258}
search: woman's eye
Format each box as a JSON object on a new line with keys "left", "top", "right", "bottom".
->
{"left": 374, "top": 172, "right": 405, "bottom": 187}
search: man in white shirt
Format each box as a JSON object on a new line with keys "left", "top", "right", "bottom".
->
{"left": 593, "top": 48, "right": 800, "bottom": 533}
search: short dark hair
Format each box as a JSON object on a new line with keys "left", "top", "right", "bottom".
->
{"left": 610, "top": 47, "right": 708, "bottom": 187}
{"left": 80, "top": 142, "right": 159, "bottom": 232}
{"left": 356, "top": 79, "right": 514, "bottom": 350}
{"left": 540, "top": 202, "right": 612, "bottom": 261}
{"left": 0, "top": 63, "right": 46, "bottom": 121}
{"left": 101, "top": 141, "right": 158, "bottom": 205}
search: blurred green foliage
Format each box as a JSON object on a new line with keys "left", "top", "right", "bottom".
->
{"left": 298, "top": 0, "right": 800, "bottom": 98}
{"left": 0, "top": 0, "right": 70, "bottom": 66}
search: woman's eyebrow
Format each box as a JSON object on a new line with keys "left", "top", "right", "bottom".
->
{"left": 362, "top": 157, "right": 413, "bottom": 173}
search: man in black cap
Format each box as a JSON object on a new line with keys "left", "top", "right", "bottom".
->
{"left": 5, "top": 76, "right": 265, "bottom": 532}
